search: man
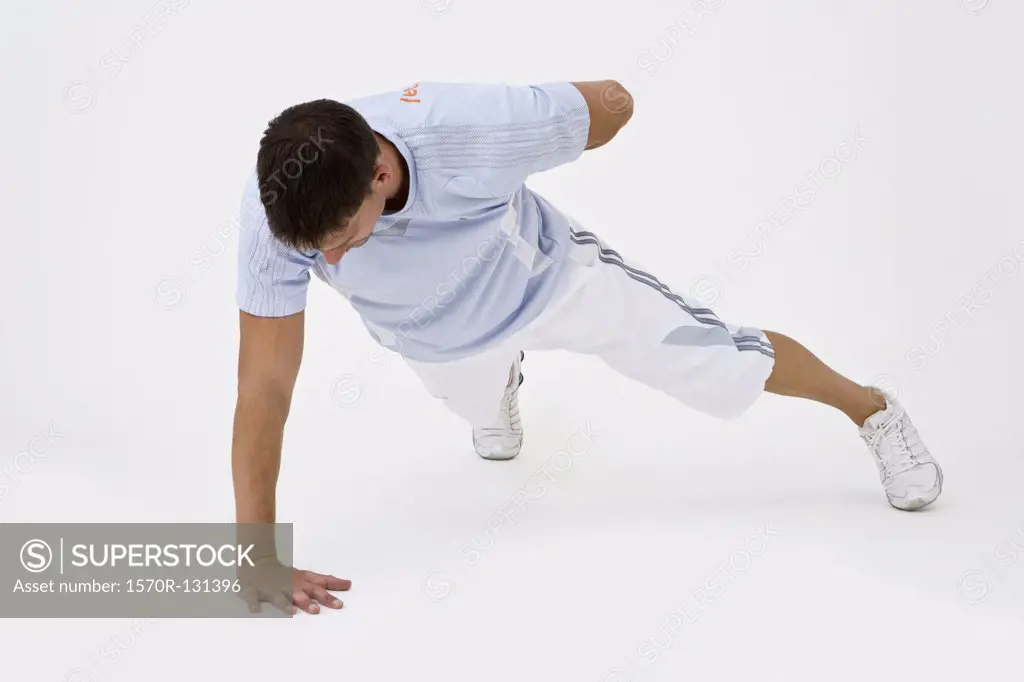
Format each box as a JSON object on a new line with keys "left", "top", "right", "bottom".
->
{"left": 233, "top": 80, "right": 942, "bottom": 615}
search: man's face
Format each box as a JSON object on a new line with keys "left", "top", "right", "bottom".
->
{"left": 320, "top": 180, "right": 388, "bottom": 265}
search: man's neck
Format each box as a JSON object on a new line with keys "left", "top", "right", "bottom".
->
{"left": 376, "top": 133, "right": 410, "bottom": 213}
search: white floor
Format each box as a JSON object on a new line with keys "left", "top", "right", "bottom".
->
{"left": 5, "top": 0, "right": 1024, "bottom": 679}
{"left": 6, "top": 353, "right": 1024, "bottom": 680}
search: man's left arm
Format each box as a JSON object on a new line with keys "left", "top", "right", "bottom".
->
{"left": 570, "top": 80, "right": 634, "bottom": 150}
{"left": 421, "top": 80, "right": 634, "bottom": 198}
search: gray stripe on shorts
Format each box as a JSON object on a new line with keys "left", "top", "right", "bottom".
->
{"left": 663, "top": 327, "right": 775, "bottom": 359}
{"left": 569, "top": 228, "right": 725, "bottom": 329}
{"left": 735, "top": 343, "right": 775, "bottom": 359}
{"left": 732, "top": 327, "right": 775, "bottom": 357}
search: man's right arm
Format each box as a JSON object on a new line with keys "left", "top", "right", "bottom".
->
{"left": 232, "top": 310, "right": 304, "bottom": 524}
{"left": 234, "top": 178, "right": 348, "bottom": 614}
{"left": 232, "top": 310, "right": 351, "bottom": 614}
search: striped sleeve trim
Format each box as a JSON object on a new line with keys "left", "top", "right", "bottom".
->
{"left": 237, "top": 215, "right": 311, "bottom": 317}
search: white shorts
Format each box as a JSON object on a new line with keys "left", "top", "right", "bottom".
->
{"left": 405, "top": 223, "right": 776, "bottom": 427}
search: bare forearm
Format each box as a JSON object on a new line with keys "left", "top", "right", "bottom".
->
{"left": 232, "top": 391, "right": 290, "bottom": 523}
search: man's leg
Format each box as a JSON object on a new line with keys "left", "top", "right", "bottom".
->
{"left": 762, "top": 331, "right": 885, "bottom": 427}
{"left": 520, "top": 224, "right": 942, "bottom": 509}
{"left": 753, "top": 330, "right": 941, "bottom": 510}
{"left": 405, "top": 345, "right": 524, "bottom": 460}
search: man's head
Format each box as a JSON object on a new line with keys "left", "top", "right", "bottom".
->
{"left": 257, "top": 99, "right": 399, "bottom": 264}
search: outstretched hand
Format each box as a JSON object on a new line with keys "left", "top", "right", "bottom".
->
{"left": 240, "top": 559, "right": 351, "bottom": 615}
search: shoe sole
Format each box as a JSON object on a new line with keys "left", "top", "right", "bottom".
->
{"left": 889, "top": 495, "right": 936, "bottom": 511}
{"left": 477, "top": 450, "right": 521, "bottom": 461}
{"left": 474, "top": 434, "right": 522, "bottom": 461}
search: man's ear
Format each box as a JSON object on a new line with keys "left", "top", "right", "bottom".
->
{"left": 372, "top": 162, "right": 390, "bottom": 187}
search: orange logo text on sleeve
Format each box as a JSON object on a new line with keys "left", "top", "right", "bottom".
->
{"left": 400, "top": 82, "right": 421, "bottom": 103}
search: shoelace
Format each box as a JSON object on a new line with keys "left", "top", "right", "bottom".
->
{"left": 867, "top": 415, "right": 926, "bottom": 478}
{"left": 477, "top": 374, "right": 522, "bottom": 437}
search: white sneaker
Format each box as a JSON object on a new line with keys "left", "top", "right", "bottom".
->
{"left": 859, "top": 396, "right": 943, "bottom": 511}
{"left": 472, "top": 352, "right": 524, "bottom": 461}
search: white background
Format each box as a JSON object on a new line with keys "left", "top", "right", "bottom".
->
{"left": 3, "top": 0, "right": 1023, "bottom": 679}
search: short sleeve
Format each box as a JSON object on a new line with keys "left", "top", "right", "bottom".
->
{"left": 235, "top": 178, "right": 314, "bottom": 317}
{"left": 411, "top": 82, "right": 591, "bottom": 198}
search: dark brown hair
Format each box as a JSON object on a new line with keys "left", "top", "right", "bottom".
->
{"left": 256, "top": 99, "right": 379, "bottom": 250}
